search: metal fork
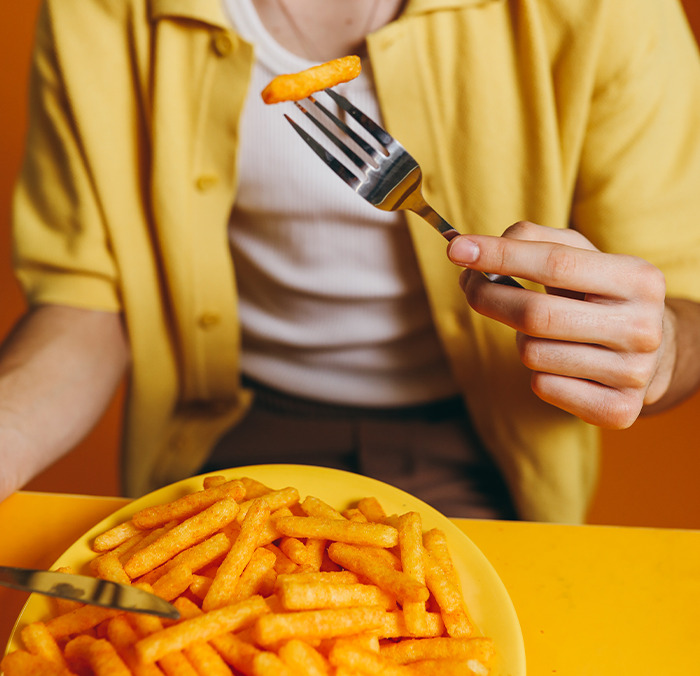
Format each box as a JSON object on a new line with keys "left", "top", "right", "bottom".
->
{"left": 285, "top": 88, "right": 522, "bottom": 288}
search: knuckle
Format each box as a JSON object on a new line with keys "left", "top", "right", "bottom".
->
{"left": 544, "top": 245, "right": 580, "bottom": 285}
{"left": 517, "top": 334, "right": 543, "bottom": 370}
{"left": 619, "top": 356, "right": 654, "bottom": 390}
{"left": 503, "top": 220, "right": 537, "bottom": 239}
{"left": 464, "top": 275, "right": 488, "bottom": 312}
{"left": 619, "top": 255, "right": 666, "bottom": 300}
{"left": 517, "top": 295, "right": 554, "bottom": 336}
{"left": 627, "top": 313, "right": 664, "bottom": 353}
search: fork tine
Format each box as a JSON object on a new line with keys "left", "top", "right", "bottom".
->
{"left": 324, "top": 88, "right": 393, "bottom": 148}
{"left": 308, "top": 97, "right": 381, "bottom": 162}
{"left": 293, "top": 101, "right": 368, "bottom": 171}
{"left": 284, "top": 114, "right": 361, "bottom": 190}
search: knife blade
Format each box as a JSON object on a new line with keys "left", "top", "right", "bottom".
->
{"left": 0, "top": 565, "right": 180, "bottom": 620}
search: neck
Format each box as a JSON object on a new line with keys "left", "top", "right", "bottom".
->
{"left": 253, "top": 0, "right": 406, "bottom": 62}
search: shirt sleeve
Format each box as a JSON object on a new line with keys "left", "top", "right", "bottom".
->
{"left": 572, "top": 0, "right": 700, "bottom": 301}
{"left": 12, "top": 1, "right": 121, "bottom": 312}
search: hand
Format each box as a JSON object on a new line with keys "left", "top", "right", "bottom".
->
{"left": 447, "top": 221, "right": 675, "bottom": 428}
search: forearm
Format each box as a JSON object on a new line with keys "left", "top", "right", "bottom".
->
{"left": 642, "top": 297, "right": 700, "bottom": 415}
{"left": 0, "top": 304, "right": 130, "bottom": 500}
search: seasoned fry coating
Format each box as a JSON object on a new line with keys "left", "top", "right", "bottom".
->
{"left": 124, "top": 498, "right": 240, "bottom": 578}
{"left": 203, "top": 499, "right": 270, "bottom": 611}
{"left": 132, "top": 480, "right": 245, "bottom": 529}
{"left": 6, "top": 473, "right": 497, "bottom": 676}
{"left": 135, "top": 596, "right": 269, "bottom": 663}
{"left": 253, "top": 607, "right": 385, "bottom": 646}
{"left": 328, "top": 542, "right": 429, "bottom": 604}
{"left": 274, "top": 516, "right": 399, "bottom": 548}
{"left": 261, "top": 55, "right": 361, "bottom": 104}
{"left": 379, "top": 636, "right": 496, "bottom": 665}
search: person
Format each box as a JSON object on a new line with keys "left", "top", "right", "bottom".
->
{"left": 2, "top": 0, "right": 700, "bottom": 522}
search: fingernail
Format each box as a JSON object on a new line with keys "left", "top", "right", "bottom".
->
{"left": 448, "top": 236, "right": 479, "bottom": 264}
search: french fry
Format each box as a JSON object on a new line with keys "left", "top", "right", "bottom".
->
{"left": 423, "top": 528, "right": 463, "bottom": 596}
{"left": 106, "top": 615, "right": 164, "bottom": 676}
{"left": 19, "top": 622, "right": 67, "bottom": 669}
{"left": 0, "top": 650, "right": 72, "bottom": 676}
{"left": 209, "top": 633, "right": 260, "bottom": 674}
{"left": 182, "top": 641, "right": 231, "bottom": 676}
{"left": 261, "top": 55, "right": 361, "bottom": 104}
{"left": 256, "top": 507, "right": 294, "bottom": 547}
{"left": 300, "top": 496, "right": 346, "bottom": 521}
{"left": 277, "top": 639, "right": 330, "bottom": 676}
{"left": 265, "top": 542, "right": 299, "bottom": 574}
{"left": 275, "top": 570, "right": 359, "bottom": 587}
{"left": 230, "top": 546, "right": 277, "bottom": 603}
{"left": 279, "top": 536, "right": 310, "bottom": 566}
{"left": 135, "top": 595, "right": 269, "bottom": 663}
{"left": 324, "top": 633, "right": 380, "bottom": 654}
{"left": 63, "top": 634, "right": 97, "bottom": 669}
{"left": 236, "top": 488, "right": 300, "bottom": 523}
{"left": 132, "top": 480, "right": 246, "bottom": 530}
{"left": 45, "top": 604, "right": 122, "bottom": 640}
{"left": 118, "top": 523, "right": 177, "bottom": 566}
{"left": 376, "top": 611, "right": 446, "bottom": 639}
{"left": 277, "top": 579, "right": 396, "bottom": 611}
{"left": 274, "top": 516, "right": 398, "bottom": 548}
{"left": 379, "top": 637, "right": 496, "bottom": 665}
{"left": 409, "top": 658, "right": 490, "bottom": 676}
{"left": 188, "top": 574, "right": 212, "bottom": 600}
{"left": 253, "top": 607, "right": 385, "bottom": 646}
{"left": 238, "top": 476, "right": 272, "bottom": 499}
{"left": 138, "top": 531, "right": 231, "bottom": 586}
{"left": 423, "top": 550, "right": 473, "bottom": 638}
{"left": 93, "top": 520, "right": 141, "bottom": 552}
{"left": 150, "top": 563, "right": 194, "bottom": 601}
{"left": 203, "top": 499, "right": 270, "bottom": 611}
{"left": 86, "top": 638, "right": 132, "bottom": 676}
{"left": 305, "top": 537, "right": 326, "bottom": 571}
{"left": 327, "top": 542, "right": 429, "bottom": 605}
{"left": 398, "top": 512, "right": 430, "bottom": 636}
{"left": 342, "top": 508, "right": 367, "bottom": 522}
{"left": 356, "top": 497, "right": 387, "bottom": 523}
{"left": 202, "top": 475, "right": 228, "bottom": 489}
{"left": 124, "top": 498, "right": 240, "bottom": 578}
{"left": 91, "top": 551, "right": 131, "bottom": 585}
{"left": 251, "top": 651, "right": 297, "bottom": 676}
{"left": 329, "top": 643, "right": 416, "bottom": 676}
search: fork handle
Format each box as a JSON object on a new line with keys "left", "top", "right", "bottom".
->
{"left": 416, "top": 206, "right": 524, "bottom": 289}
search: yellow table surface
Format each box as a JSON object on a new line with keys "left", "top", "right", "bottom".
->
{"left": 1, "top": 491, "right": 699, "bottom": 674}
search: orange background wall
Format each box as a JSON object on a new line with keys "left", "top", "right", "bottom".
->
{"left": 1, "top": 1, "right": 699, "bottom": 527}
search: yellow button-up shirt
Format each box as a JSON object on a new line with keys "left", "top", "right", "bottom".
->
{"left": 13, "top": 0, "right": 700, "bottom": 521}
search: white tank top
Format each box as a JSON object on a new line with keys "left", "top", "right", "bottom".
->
{"left": 223, "top": 0, "right": 458, "bottom": 406}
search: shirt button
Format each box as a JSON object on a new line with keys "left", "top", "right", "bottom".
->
{"left": 195, "top": 174, "right": 219, "bottom": 191}
{"left": 198, "top": 311, "right": 221, "bottom": 329}
{"left": 212, "top": 31, "right": 234, "bottom": 57}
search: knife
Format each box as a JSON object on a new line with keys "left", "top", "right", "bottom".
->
{"left": 0, "top": 565, "right": 180, "bottom": 620}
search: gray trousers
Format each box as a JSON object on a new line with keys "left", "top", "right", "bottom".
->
{"left": 201, "top": 378, "right": 517, "bottom": 520}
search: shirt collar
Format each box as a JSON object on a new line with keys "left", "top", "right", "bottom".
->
{"left": 403, "top": 0, "right": 503, "bottom": 15}
{"left": 149, "top": 0, "right": 504, "bottom": 26}
{"left": 149, "top": 0, "right": 229, "bottom": 28}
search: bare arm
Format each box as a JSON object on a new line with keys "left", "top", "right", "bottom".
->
{"left": 0, "top": 304, "right": 129, "bottom": 501}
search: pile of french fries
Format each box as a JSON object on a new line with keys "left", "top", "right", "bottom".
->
{"left": 2, "top": 475, "right": 496, "bottom": 676}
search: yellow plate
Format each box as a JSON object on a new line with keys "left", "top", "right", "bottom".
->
{"left": 6, "top": 465, "right": 526, "bottom": 675}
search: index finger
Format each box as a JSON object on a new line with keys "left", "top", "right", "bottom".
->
{"left": 447, "top": 234, "right": 655, "bottom": 298}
